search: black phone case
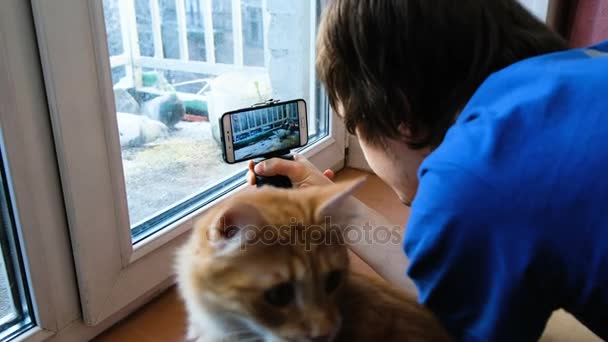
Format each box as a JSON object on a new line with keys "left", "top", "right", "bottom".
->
{"left": 254, "top": 154, "right": 294, "bottom": 188}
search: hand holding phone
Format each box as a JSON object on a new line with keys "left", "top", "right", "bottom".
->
{"left": 246, "top": 154, "right": 335, "bottom": 188}
{"left": 220, "top": 99, "right": 309, "bottom": 188}
{"left": 253, "top": 154, "right": 294, "bottom": 188}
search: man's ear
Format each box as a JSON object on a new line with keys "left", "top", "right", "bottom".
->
{"left": 206, "top": 202, "right": 264, "bottom": 255}
{"left": 314, "top": 177, "right": 366, "bottom": 221}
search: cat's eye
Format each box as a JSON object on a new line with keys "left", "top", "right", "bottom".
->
{"left": 325, "top": 270, "right": 343, "bottom": 293}
{"left": 223, "top": 225, "right": 239, "bottom": 239}
{"left": 264, "top": 282, "right": 294, "bottom": 307}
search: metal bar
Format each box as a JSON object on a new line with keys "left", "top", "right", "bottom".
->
{"left": 202, "top": 0, "right": 215, "bottom": 63}
{"left": 149, "top": 0, "right": 164, "bottom": 58}
{"left": 119, "top": 0, "right": 142, "bottom": 85}
{"left": 308, "top": 0, "right": 318, "bottom": 136}
{"left": 175, "top": 0, "right": 189, "bottom": 60}
{"left": 172, "top": 78, "right": 209, "bottom": 87}
{"left": 231, "top": 0, "right": 244, "bottom": 65}
{"left": 110, "top": 54, "right": 129, "bottom": 68}
{"left": 236, "top": 117, "right": 290, "bottom": 135}
{"left": 261, "top": 0, "right": 269, "bottom": 67}
{"left": 248, "top": 113, "right": 254, "bottom": 129}
{"left": 134, "top": 55, "right": 265, "bottom": 75}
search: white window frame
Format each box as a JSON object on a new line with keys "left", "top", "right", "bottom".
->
{"left": 519, "top": 0, "right": 550, "bottom": 21}
{"left": 31, "top": 0, "right": 344, "bottom": 329}
{"left": 0, "top": 1, "right": 80, "bottom": 340}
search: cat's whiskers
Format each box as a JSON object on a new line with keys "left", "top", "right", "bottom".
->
{"left": 234, "top": 336, "right": 264, "bottom": 342}
{"left": 222, "top": 328, "right": 260, "bottom": 341}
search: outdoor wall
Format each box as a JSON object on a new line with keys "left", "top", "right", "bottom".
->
{"left": 265, "top": 0, "right": 311, "bottom": 104}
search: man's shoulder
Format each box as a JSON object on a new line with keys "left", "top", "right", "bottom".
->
{"left": 426, "top": 41, "right": 608, "bottom": 212}
{"left": 464, "top": 41, "right": 608, "bottom": 116}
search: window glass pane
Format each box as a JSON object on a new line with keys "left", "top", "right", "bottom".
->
{"left": 241, "top": 0, "right": 264, "bottom": 66}
{"left": 102, "top": 0, "right": 327, "bottom": 240}
{"left": 111, "top": 66, "right": 127, "bottom": 85}
{"left": 103, "top": 0, "right": 124, "bottom": 56}
{"left": 135, "top": 0, "right": 155, "bottom": 57}
{"left": 185, "top": 0, "right": 207, "bottom": 61}
{"left": 0, "top": 157, "right": 34, "bottom": 339}
{"left": 159, "top": 0, "right": 180, "bottom": 59}
{"left": 212, "top": 0, "right": 234, "bottom": 64}
{"left": 0, "top": 251, "right": 16, "bottom": 324}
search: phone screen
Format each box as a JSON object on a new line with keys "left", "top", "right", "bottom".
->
{"left": 228, "top": 101, "right": 304, "bottom": 161}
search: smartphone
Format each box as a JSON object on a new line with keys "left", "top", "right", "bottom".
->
{"left": 221, "top": 99, "right": 308, "bottom": 164}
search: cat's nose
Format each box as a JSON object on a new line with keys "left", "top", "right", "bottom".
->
{"left": 306, "top": 309, "right": 336, "bottom": 342}
{"left": 308, "top": 335, "right": 331, "bottom": 342}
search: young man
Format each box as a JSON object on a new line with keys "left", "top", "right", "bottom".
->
{"left": 249, "top": 0, "right": 608, "bottom": 340}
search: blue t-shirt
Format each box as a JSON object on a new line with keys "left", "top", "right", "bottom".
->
{"left": 405, "top": 41, "right": 608, "bottom": 341}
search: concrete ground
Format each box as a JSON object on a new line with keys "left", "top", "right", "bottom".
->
{"left": 121, "top": 121, "right": 245, "bottom": 225}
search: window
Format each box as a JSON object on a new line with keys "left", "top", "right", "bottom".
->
{"left": 33, "top": 0, "right": 342, "bottom": 326}
{"left": 102, "top": 0, "right": 329, "bottom": 241}
{"left": 0, "top": 158, "right": 34, "bottom": 340}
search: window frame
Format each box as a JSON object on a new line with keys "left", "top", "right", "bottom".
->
{"left": 519, "top": 0, "right": 550, "bottom": 21}
{"left": 0, "top": 157, "right": 34, "bottom": 342}
{"left": 32, "top": 0, "right": 344, "bottom": 327}
{"left": 0, "top": 1, "right": 83, "bottom": 341}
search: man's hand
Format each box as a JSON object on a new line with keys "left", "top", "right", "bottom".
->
{"left": 246, "top": 153, "right": 335, "bottom": 188}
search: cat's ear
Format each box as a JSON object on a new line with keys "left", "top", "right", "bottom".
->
{"left": 314, "top": 177, "right": 367, "bottom": 221}
{"left": 206, "top": 202, "right": 264, "bottom": 255}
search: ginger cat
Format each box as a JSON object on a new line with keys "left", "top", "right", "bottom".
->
{"left": 176, "top": 179, "right": 452, "bottom": 342}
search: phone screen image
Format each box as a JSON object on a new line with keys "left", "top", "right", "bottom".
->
{"left": 230, "top": 101, "right": 301, "bottom": 161}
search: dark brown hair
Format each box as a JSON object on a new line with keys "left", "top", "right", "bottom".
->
{"left": 316, "top": 0, "right": 568, "bottom": 148}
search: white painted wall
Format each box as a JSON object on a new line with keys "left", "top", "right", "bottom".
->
{"left": 518, "top": 0, "right": 550, "bottom": 22}
{"left": 347, "top": 135, "right": 373, "bottom": 172}
{"left": 265, "top": 0, "right": 311, "bottom": 103}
